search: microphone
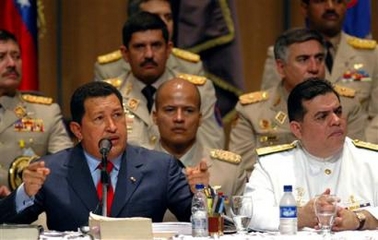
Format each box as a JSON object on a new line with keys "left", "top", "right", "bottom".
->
{"left": 98, "top": 138, "right": 112, "bottom": 156}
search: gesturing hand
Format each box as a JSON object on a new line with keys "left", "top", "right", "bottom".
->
{"left": 22, "top": 161, "right": 50, "bottom": 197}
{"left": 185, "top": 159, "right": 210, "bottom": 193}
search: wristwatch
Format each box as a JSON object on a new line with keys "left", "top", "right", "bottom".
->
{"left": 354, "top": 211, "right": 366, "bottom": 230}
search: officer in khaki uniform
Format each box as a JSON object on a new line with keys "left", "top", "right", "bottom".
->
{"left": 261, "top": 0, "right": 378, "bottom": 122}
{"left": 0, "top": 30, "right": 72, "bottom": 196}
{"left": 94, "top": 0, "right": 205, "bottom": 85}
{"left": 153, "top": 78, "right": 246, "bottom": 220}
{"left": 230, "top": 28, "right": 367, "bottom": 175}
{"left": 101, "top": 12, "right": 224, "bottom": 150}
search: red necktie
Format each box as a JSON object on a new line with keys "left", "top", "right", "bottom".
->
{"left": 97, "top": 161, "right": 114, "bottom": 216}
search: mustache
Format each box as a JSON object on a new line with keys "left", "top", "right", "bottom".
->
{"left": 140, "top": 59, "right": 158, "bottom": 67}
{"left": 322, "top": 10, "right": 339, "bottom": 19}
{"left": 2, "top": 68, "right": 20, "bottom": 77}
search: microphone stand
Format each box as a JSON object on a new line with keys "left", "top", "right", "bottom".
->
{"left": 101, "top": 152, "right": 109, "bottom": 216}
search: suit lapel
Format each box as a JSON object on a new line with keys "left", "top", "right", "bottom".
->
{"left": 66, "top": 145, "right": 99, "bottom": 212}
{"left": 111, "top": 146, "right": 144, "bottom": 216}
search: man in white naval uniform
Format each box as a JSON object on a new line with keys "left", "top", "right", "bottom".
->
{"left": 103, "top": 12, "right": 224, "bottom": 150}
{"left": 245, "top": 79, "right": 378, "bottom": 231}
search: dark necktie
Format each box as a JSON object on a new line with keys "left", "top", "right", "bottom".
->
{"left": 141, "top": 85, "right": 156, "bottom": 113}
{"left": 97, "top": 161, "right": 114, "bottom": 216}
{"left": 325, "top": 41, "right": 334, "bottom": 73}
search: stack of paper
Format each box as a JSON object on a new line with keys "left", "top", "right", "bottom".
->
{"left": 89, "top": 212, "right": 153, "bottom": 239}
{"left": 152, "top": 222, "right": 191, "bottom": 236}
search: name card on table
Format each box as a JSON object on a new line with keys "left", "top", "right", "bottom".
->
{"left": 89, "top": 212, "right": 153, "bottom": 240}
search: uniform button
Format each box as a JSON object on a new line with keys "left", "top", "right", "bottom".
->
{"left": 324, "top": 169, "right": 332, "bottom": 175}
{"left": 150, "top": 136, "right": 157, "bottom": 144}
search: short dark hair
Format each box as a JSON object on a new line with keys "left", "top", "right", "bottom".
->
{"left": 287, "top": 78, "right": 340, "bottom": 122}
{"left": 0, "top": 29, "right": 18, "bottom": 43}
{"left": 274, "top": 28, "right": 325, "bottom": 62}
{"left": 70, "top": 82, "right": 123, "bottom": 124}
{"left": 127, "top": 0, "right": 171, "bottom": 17}
{"left": 122, "top": 11, "right": 169, "bottom": 47}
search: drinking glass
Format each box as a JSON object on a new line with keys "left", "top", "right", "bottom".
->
{"left": 230, "top": 195, "right": 253, "bottom": 234}
{"left": 314, "top": 194, "right": 338, "bottom": 236}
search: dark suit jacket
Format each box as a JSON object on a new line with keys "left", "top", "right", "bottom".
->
{"left": 0, "top": 144, "right": 193, "bottom": 231}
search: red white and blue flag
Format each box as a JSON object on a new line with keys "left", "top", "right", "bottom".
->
{"left": 343, "top": 0, "right": 371, "bottom": 38}
{"left": 0, "top": 0, "right": 39, "bottom": 91}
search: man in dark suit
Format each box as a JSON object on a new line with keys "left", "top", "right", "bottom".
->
{"left": 0, "top": 81, "right": 201, "bottom": 231}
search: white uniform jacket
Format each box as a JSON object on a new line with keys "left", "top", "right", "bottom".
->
{"left": 245, "top": 137, "right": 378, "bottom": 231}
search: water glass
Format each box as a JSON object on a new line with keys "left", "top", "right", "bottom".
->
{"left": 230, "top": 195, "right": 253, "bottom": 234}
{"left": 314, "top": 194, "right": 338, "bottom": 236}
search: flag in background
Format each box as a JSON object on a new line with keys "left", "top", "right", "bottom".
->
{"left": 0, "top": 0, "right": 39, "bottom": 91}
{"left": 173, "top": 0, "right": 244, "bottom": 121}
{"left": 343, "top": 0, "right": 371, "bottom": 38}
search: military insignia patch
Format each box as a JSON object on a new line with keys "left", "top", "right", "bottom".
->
{"left": 14, "top": 118, "right": 44, "bottom": 132}
{"left": 172, "top": 48, "right": 200, "bottom": 63}
{"left": 124, "top": 108, "right": 135, "bottom": 134}
{"left": 239, "top": 91, "right": 269, "bottom": 105}
{"left": 97, "top": 50, "right": 122, "bottom": 64}
{"left": 127, "top": 98, "right": 140, "bottom": 111}
{"left": 341, "top": 64, "right": 371, "bottom": 82}
{"left": 14, "top": 105, "right": 27, "bottom": 118}
{"left": 259, "top": 119, "right": 271, "bottom": 130}
{"left": 177, "top": 73, "right": 206, "bottom": 85}
{"left": 259, "top": 135, "right": 279, "bottom": 144}
{"left": 347, "top": 37, "right": 377, "bottom": 49}
{"left": 104, "top": 78, "right": 122, "bottom": 88}
{"left": 352, "top": 139, "right": 378, "bottom": 151}
{"left": 274, "top": 111, "right": 287, "bottom": 125}
{"left": 256, "top": 143, "right": 296, "bottom": 156}
{"left": 22, "top": 94, "right": 53, "bottom": 105}
{"left": 333, "top": 84, "right": 356, "bottom": 98}
{"left": 210, "top": 149, "right": 241, "bottom": 164}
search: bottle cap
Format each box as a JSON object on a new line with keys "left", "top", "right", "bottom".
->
{"left": 195, "top": 184, "right": 205, "bottom": 190}
{"left": 283, "top": 185, "right": 292, "bottom": 192}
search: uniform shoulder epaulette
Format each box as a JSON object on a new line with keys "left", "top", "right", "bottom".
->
{"left": 97, "top": 50, "right": 122, "bottom": 64}
{"left": 352, "top": 139, "right": 378, "bottom": 152}
{"left": 172, "top": 48, "right": 201, "bottom": 63}
{"left": 333, "top": 84, "right": 356, "bottom": 98}
{"left": 239, "top": 91, "right": 269, "bottom": 105}
{"left": 347, "top": 37, "right": 377, "bottom": 50}
{"left": 256, "top": 143, "right": 296, "bottom": 157}
{"left": 177, "top": 73, "right": 206, "bottom": 85}
{"left": 103, "top": 78, "right": 122, "bottom": 88}
{"left": 210, "top": 149, "right": 241, "bottom": 164}
{"left": 22, "top": 94, "right": 53, "bottom": 105}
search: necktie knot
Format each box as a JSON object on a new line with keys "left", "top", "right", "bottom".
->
{"left": 97, "top": 161, "right": 114, "bottom": 173}
{"left": 141, "top": 85, "right": 156, "bottom": 113}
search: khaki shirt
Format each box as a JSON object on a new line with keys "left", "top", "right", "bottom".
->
{"left": 104, "top": 69, "right": 224, "bottom": 149}
{"left": 366, "top": 115, "right": 378, "bottom": 143}
{"left": 0, "top": 93, "right": 73, "bottom": 188}
{"left": 261, "top": 32, "right": 378, "bottom": 119}
{"left": 155, "top": 141, "right": 246, "bottom": 221}
{"left": 229, "top": 83, "right": 367, "bottom": 175}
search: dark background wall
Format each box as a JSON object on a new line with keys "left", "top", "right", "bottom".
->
{"left": 38, "top": 0, "right": 378, "bottom": 117}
